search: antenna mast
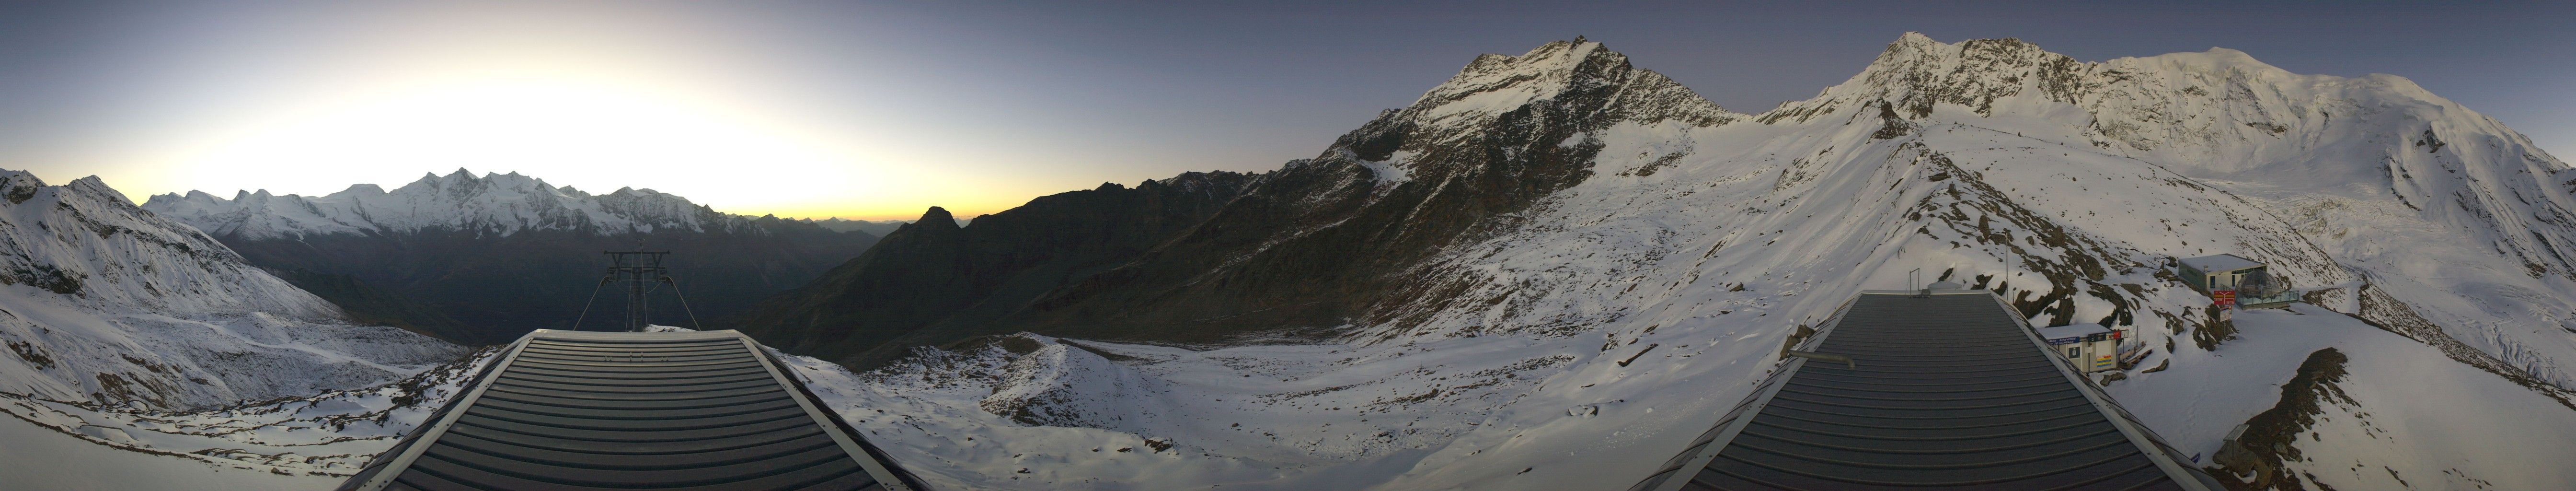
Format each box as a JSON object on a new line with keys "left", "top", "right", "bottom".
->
{"left": 602, "top": 240, "right": 671, "bottom": 332}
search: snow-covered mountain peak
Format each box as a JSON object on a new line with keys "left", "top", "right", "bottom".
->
{"left": 1755, "top": 34, "right": 2571, "bottom": 271}
{"left": 1777, "top": 33, "right": 2329, "bottom": 125}
{"left": 1, "top": 170, "right": 45, "bottom": 202}
{"left": 1765, "top": 33, "right": 2085, "bottom": 123}
{"left": 62, "top": 175, "right": 128, "bottom": 202}
{"left": 1766, "top": 33, "right": 2553, "bottom": 166}
{"left": 1287, "top": 39, "right": 1739, "bottom": 196}
{"left": 0, "top": 171, "right": 331, "bottom": 318}
{"left": 1410, "top": 38, "right": 1735, "bottom": 129}
{"left": 141, "top": 169, "right": 764, "bottom": 239}
{"left": 391, "top": 168, "right": 564, "bottom": 201}
{"left": 0, "top": 169, "right": 460, "bottom": 411}
{"left": 0, "top": 170, "right": 465, "bottom": 486}
{"left": 1420, "top": 38, "right": 1607, "bottom": 105}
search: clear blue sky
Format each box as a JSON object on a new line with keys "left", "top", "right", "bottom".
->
{"left": 5, "top": 0, "right": 2568, "bottom": 219}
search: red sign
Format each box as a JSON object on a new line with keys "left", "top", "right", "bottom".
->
{"left": 2212, "top": 290, "right": 2236, "bottom": 306}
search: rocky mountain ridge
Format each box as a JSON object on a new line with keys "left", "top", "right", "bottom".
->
{"left": 731, "top": 170, "right": 1264, "bottom": 368}
{"left": 0, "top": 169, "right": 460, "bottom": 409}
{"left": 801, "top": 217, "right": 938, "bottom": 236}
{"left": 1000, "top": 37, "right": 1740, "bottom": 336}
{"left": 145, "top": 168, "right": 777, "bottom": 239}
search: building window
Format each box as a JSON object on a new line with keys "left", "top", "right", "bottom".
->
{"left": 2067, "top": 347, "right": 2081, "bottom": 358}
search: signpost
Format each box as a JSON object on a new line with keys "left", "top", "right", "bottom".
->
{"left": 2211, "top": 289, "right": 2236, "bottom": 307}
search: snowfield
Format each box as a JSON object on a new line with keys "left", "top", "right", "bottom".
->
{"left": 777, "top": 332, "right": 1752, "bottom": 490}
{"left": 0, "top": 348, "right": 498, "bottom": 491}
{"left": 0, "top": 413, "right": 340, "bottom": 491}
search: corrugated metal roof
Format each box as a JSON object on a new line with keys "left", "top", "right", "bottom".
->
{"left": 1628, "top": 291, "right": 2221, "bottom": 491}
{"left": 2036, "top": 323, "right": 2113, "bottom": 340}
{"left": 337, "top": 329, "right": 922, "bottom": 491}
{"left": 2177, "top": 254, "right": 2263, "bottom": 273}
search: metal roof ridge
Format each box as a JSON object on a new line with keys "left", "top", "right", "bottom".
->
{"left": 337, "top": 329, "right": 925, "bottom": 491}
{"left": 338, "top": 331, "right": 541, "bottom": 491}
{"left": 1984, "top": 292, "right": 2218, "bottom": 491}
{"left": 1626, "top": 294, "right": 1866, "bottom": 491}
{"left": 743, "top": 332, "right": 922, "bottom": 491}
{"left": 1626, "top": 290, "right": 2223, "bottom": 491}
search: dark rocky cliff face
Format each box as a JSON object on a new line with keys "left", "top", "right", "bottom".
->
{"left": 739, "top": 39, "right": 1736, "bottom": 369}
{"left": 999, "top": 39, "right": 1731, "bottom": 340}
{"left": 262, "top": 267, "right": 476, "bottom": 342}
{"left": 214, "top": 217, "right": 875, "bottom": 344}
{"left": 727, "top": 171, "right": 1261, "bottom": 368}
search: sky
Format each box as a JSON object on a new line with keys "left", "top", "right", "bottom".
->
{"left": 4, "top": 1, "right": 2570, "bottom": 221}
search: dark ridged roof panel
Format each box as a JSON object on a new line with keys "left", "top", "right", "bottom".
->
{"left": 1629, "top": 291, "right": 2221, "bottom": 491}
{"left": 339, "top": 329, "right": 922, "bottom": 491}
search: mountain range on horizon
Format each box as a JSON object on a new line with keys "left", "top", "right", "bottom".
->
{"left": 4, "top": 31, "right": 2576, "bottom": 491}
{"left": 140, "top": 168, "right": 883, "bottom": 344}
{"left": 801, "top": 216, "right": 948, "bottom": 236}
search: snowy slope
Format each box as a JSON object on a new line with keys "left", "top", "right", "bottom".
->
{"left": 0, "top": 170, "right": 464, "bottom": 410}
{"left": 2110, "top": 304, "right": 2576, "bottom": 490}
{"left": 141, "top": 168, "right": 765, "bottom": 239}
{"left": 806, "top": 35, "right": 2576, "bottom": 491}
{"left": 0, "top": 171, "right": 336, "bottom": 318}
{"left": 0, "top": 347, "right": 500, "bottom": 490}
{"left": 0, "top": 414, "right": 337, "bottom": 491}
{"left": 1768, "top": 33, "right": 2576, "bottom": 389}
{"left": 0, "top": 170, "right": 473, "bottom": 488}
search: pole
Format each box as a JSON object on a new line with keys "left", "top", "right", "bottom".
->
{"left": 601, "top": 240, "right": 671, "bottom": 332}
{"left": 1909, "top": 268, "right": 1923, "bottom": 297}
{"left": 626, "top": 253, "right": 646, "bottom": 331}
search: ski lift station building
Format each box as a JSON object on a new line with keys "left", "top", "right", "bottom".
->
{"left": 2037, "top": 323, "right": 2124, "bottom": 374}
{"left": 2176, "top": 254, "right": 2266, "bottom": 294}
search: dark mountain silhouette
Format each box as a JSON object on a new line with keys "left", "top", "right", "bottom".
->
{"left": 727, "top": 171, "right": 1262, "bottom": 368}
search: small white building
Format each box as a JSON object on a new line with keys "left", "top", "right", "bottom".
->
{"left": 2176, "top": 254, "right": 2266, "bottom": 294}
{"left": 2177, "top": 253, "right": 2298, "bottom": 307}
{"left": 2036, "top": 324, "right": 2125, "bottom": 373}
